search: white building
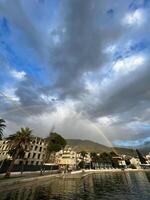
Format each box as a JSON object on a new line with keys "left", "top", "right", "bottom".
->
{"left": 146, "top": 152, "right": 150, "bottom": 164}
{"left": 55, "top": 146, "right": 78, "bottom": 169}
{"left": 0, "top": 137, "right": 47, "bottom": 166}
{"left": 130, "top": 157, "right": 141, "bottom": 169}
{"left": 0, "top": 140, "right": 11, "bottom": 161}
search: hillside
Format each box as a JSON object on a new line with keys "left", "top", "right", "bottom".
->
{"left": 66, "top": 139, "right": 137, "bottom": 156}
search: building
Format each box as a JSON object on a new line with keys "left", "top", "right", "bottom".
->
{"left": 130, "top": 157, "right": 141, "bottom": 169}
{"left": 146, "top": 152, "right": 150, "bottom": 164}
{"left": 55, "top": 146, "right": 78, "bottom": 170}
{"left": 0, "top": 137, "right": 47, "bottom": 166}
{"left": 0, "top": 140, "right": 11, "bottom": 161}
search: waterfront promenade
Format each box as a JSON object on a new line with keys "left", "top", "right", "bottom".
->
{"left": 0, "top": 168, "right": 150, "bottom": 192}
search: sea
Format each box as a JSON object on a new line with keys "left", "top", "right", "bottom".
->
{"left": 0, "top": 171, "right": 150, "bottom": 200}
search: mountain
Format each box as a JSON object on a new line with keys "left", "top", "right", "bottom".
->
{"left": 66, "top": 139, "right": 110, "bottom": 152}
{"left": 66, "top": 139, "right": 137, "bottom": 156}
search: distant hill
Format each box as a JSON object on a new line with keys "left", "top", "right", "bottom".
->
{"left": 66, "top": 139, "right": 137, "bottom": 156}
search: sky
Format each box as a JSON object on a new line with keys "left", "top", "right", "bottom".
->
{"left": 0, "top": 0, "right": 150, "bottom": 147}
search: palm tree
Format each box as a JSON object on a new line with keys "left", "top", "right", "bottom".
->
{"left": 0, "top": 118, "right": 6, "bottom": 139}
{"left": 5, "top": 127, "right": 33, "bottom": 178}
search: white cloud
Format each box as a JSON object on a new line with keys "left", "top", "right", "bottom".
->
{"left": 10, "top": 69, "right": 26, "bottom": 80}
{"left": 24, "top": 102, "right": 112, "bottom": 146}
{"left": 40, "top": 94, "right": 58, "bottom": 104}
{"left": 123, "top": 9, "right": 146, "bottom": 26}
{"left": 104, "top": 44, "right": 117, "bottom": 54}
{"left": 113, "top": 55, "right": 145, "bottom": 74}
{"left": 2, "top": 87, "right": 20, "bottom": 102}
{"left": 97, "top": 116, "right": 118, "bottom": 127}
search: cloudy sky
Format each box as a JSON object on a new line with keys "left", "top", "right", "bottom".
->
{"left": 0, "top": 0, "right": 150, "bottom": 147}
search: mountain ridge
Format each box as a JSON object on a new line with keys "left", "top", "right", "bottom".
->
{"left": 66, "top": 139, "right": 149, "bottom": 156}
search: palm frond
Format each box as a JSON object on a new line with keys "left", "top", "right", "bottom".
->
{"left": 7, "top": 127, "right": 33, "bottom": 158}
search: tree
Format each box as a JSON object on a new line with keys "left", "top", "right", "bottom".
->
{"left": 78, "top": 161, "right": 85, "bottom": 169}
{"left": 79, "top": 151, "right": 87, "bottom": 169}
{"left": 45, "top": 132, "right": 66, "bottom": 163}
{"left": 5, "top": 127, "right": 33, "bottom": 178}
{"left": 0, "top": 118, "right": 6, "bottom": 139}
{"left": 90, "top": 152, "right": 99, "bottom": 169}
{"left": 136, "top": 149, "right": 147, "bottom": 164}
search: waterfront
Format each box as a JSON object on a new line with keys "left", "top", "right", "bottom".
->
{"left": 0, "top": 171, "right": 150, "bottom": 200}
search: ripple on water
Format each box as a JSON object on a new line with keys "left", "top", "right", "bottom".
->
{"left": 0, "top": 171, "right": 150, "bottom": 200}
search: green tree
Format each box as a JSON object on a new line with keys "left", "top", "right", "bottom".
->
{"left": 79, "top": 151, "right": 87, "bottom": 169}
{"left": 90, "top": 152, "right": 99, "bottom": 169}
{"left": 0, "top": 118, "right": 6, "bottom": 139}
{"left": 78, "top": 161, "right": 85, "bottom": 169}
{"left": 109, "top": 151, "right": 119, "bottom": 168}
{"left": 45, "top": 132, "right": 66, "bottom": 163}
{"left": 136, "top": 149, "right": 147, "bottom": 164}
{"left": 99, "top": 152, "right": 112, "bottom": 164}
{"left": 5, "top": 127, "right": 33, "bottom": 178}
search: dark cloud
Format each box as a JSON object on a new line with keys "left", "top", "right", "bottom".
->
{"left": 85, "top": 63, "right": 150, "bottom": 120}
{"left": 49, "top": 0, "right": 127, "bottom": 99}
{"left": 0, "top": 0, "right": 150, "bottom": 145}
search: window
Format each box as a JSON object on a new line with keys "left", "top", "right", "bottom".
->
{"left": 39, "top": 147, "right": 42, "bottom": 152}
{"left": 35, "top": 146, "right": 38, "bottom": 151}
{"left": 33, "top": 153, "right": 36, "bottom": 158}
{"left": 26, "top": 161, "right": 28, "bottom": 165}
{"left": 36, "top": 161, "right": 39, "bottom": 165}
{"left": 38, "top": 154, "right": 40, "bottom": 159}
{"left": 28, "top": 153, "right": 31, "bottom": 158}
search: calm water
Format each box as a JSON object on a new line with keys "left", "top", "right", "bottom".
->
{"left": 0, "top": 171, "right": 150, "bottom": 200}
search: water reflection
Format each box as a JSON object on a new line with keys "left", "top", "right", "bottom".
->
{"left": 0, "top": 172, "right": 150, "bottom": 200}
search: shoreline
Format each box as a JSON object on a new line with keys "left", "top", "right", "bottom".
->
{"left": 0, "top": 168, "right": 150, "bottom": 190}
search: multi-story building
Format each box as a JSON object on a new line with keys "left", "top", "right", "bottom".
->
{"left": 55, "top": 146, "right": 78, "bottom": 169}
{"left": 0, "top": 140, "right": 11, "bottom": 161}
{"left": 0, "top": 137, "right": 47, "bottom": 166}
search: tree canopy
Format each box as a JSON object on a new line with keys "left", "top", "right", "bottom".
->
{"left": 47, "top": 132, "right": 66, "bottom": 154}
{"left": 5, "top": 127, "right": 33, "bottom": 177}
{"left": 7, "top": 127, "right": 33, "bottom": 159}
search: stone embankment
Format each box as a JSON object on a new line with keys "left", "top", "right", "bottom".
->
{"left": 0, "top": 168, "right": 150, "bottom": 191}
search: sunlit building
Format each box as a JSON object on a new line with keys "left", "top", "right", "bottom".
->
{"left": 146, "top": 152, "right": 150, "bottom": 164}
{"left": 130, "top": 157, "right": 141, "bottom": 169}
{"left": 0, "top": 137, "right": 47, "bottom": 166}
{"left": 55, "top": 146, "right": 78, "bottom": 169}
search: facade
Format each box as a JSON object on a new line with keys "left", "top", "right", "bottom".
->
{"left": 0, "top": 137, "right": 47, "bottom": 166}
{"left": 146, "top": 152, "right": 150, "bottom": 164}
{"left": 130, "top": 157, "right": 141, "bottom": 169}
{"left": 0, "top": 140, "right": 11, "bottom": 161}
{"left": 78, "top": 152, "right": 91, "bottom": 164}
{"left": 55, "top": 146, "right": 78, "bottom": 169}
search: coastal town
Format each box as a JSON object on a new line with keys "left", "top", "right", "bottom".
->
{"left": 0, "top": 132, "right": 150, "bottom": 178}
{"left": 1, "top": 0, "right": 150, "bottom": 199}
